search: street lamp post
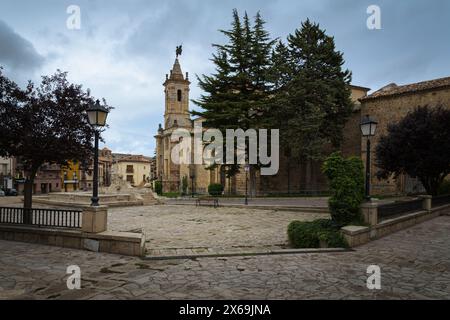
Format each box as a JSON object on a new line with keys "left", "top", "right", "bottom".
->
{"left": 190, "top": 173, "right": 195, "bottom": 198}
{"left": 244, "top": 164, "right": 250, "bottom": 205}
{"left": 360, "top": 115, "right": 378, "bottom": 201}
{"left": 87, "top": 100, "right": 109, "bottom": 207}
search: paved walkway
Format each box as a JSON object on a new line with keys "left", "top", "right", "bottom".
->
{"left": 107, "top": 205, "right": 329, "bottom": 256}
{"left": 1, "top": 216, "right": 449, "bottom": 299}
{"left": 166, "top": 197, "right": 329, "bottom": 208}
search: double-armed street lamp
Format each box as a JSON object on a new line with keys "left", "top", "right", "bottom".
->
{"left": 87, "top": 100, "right": 109, "bottom": 207}
{"left": 360, "top": 115, "right": 378, "bottom": 201}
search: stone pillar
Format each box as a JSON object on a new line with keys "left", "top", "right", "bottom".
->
{"left": 419, "top": 195, "right": 432, "bottom": 211}
{"left": 361, "top": 202, "right": 378, "bottom": 226}
{"left": 82, "top": 206, "right": 108, "bottom": 233}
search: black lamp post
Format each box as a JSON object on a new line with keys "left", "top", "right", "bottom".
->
{"left": 244, "top": 164, "right": 250, "bottom": 205}
{"left": 87, "top": 100, "right": 109, "bottom": 207}
{"left": 360, "top": 115, "right": 378, "bottom": 201}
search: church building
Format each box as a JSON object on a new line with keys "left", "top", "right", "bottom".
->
{"left": 155, "top": 53, "right": 370, "bottom": 196}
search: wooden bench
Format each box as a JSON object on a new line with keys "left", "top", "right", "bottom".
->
{"left": 196, "top": 197, "right": 219, "bottom": 208}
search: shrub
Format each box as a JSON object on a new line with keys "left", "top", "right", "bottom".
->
{"left": 154, "top": 181, "right": 163, "bottom": 195}
{"left": 287, "top": 219, "right": 348, "bottom": 248}
{"left": 322, "top": 152, "right": 365, "bottom": 226}
{"left": 437, "top": 180, "right": 450, "bottom": 195}
{"left": 162, "top": 192, "right": 180, "bottom": 198}
{"left": 181, "top": 176, "right": 188, "bottom": 195}
{"left": 208, "top": 183, "right": 224, "bottom": 196}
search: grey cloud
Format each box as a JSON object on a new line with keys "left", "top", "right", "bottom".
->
{"left": 0, "top": 20, "right": 45, "bottom": 71}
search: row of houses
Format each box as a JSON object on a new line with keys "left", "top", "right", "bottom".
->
{"left": 1, "top": 148, "right": 154, "bottom": 195}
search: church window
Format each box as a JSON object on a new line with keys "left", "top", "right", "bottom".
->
{"left": 177, "top": 89, "right": 182, "bottom": 102}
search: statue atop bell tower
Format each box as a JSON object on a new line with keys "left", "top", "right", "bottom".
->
{"left": 176, "top": 45, "right": 182, "bottom": 58}
{"left": 163, "top": 48, "right": 191, "bottom": 129}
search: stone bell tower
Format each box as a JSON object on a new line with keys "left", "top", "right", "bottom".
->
{"left": 163, "top": 57, "right": 191, "bottom": 129}
{"left": 155, "top": 49, "right": 193, "bottom": 193}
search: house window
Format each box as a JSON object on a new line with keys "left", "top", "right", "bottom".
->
{"left": 126, "top": 175, "right": 134, "bottom": 184}
{"left": 177, "top": 89, "right": 182, "bottom": 102}
{"left": 126, "top": 165, "right": 134, "bottom": 173}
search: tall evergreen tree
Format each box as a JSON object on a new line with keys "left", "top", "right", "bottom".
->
{"left": 192, "top": 9, "right": 275, "bottom": 178}
{"left": 270, "top": 19, "right": 353, "bottom": 162}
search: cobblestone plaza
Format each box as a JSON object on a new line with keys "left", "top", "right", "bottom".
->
{"left": 0, "top": 216, "right": 449, "bottom": 299}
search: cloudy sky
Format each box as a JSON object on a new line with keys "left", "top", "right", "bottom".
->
{"left": 1, "top": 0, "right": 449, "bottom": 156}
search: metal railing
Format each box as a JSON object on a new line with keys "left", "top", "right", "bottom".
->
{"left": 0, "top": 207, "right": 82, "bottom": 229}
{"left": 377, "top": 199, "right": 423, "bottom": 221}
{"left": 432, "top": 194, "right": 450, "bottom": 208}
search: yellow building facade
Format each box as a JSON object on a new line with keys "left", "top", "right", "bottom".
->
{"left": 61, "top": 161, "right": 80, "bottom": 192}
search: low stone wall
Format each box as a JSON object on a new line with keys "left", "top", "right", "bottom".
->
{"left": 0, "top": 225, "right": 145, "bottom": 257}
{"left": 341, "top": 203, "right": 450, "bottom": 247}
{"left": 0, "top": 205, "right": 146, "bottom": 257}
{"left": 32, "top": 197, "right": 144, "bottom": 208}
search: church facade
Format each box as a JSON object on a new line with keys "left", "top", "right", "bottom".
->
{"left": 155, "top": 55, "right": 370, "bottom": 196}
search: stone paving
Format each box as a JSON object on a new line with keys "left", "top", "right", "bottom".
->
{"left": 107, "top": 205, "right": 329, "bottom": 256}
{"left": 166, "top": 197, "right": 329, "bottom": 208}
{"left": 0, "top": 216, "right": 449, "bottom": 299}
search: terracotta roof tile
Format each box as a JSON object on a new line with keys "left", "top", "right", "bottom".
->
{"left": 117, "top": 155, "right": 151, "bottom": 163}
{"left": 361, "top": 76, "right": 450, "bottom": 101}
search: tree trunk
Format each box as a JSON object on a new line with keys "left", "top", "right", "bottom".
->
{"left": 23, "top": 167, "right": 38, "bottom": 224}
{"left": 305, "top": 159, "right": 312, "bottom": 193}
{"left": 287, "top": 158, "right": 291, "bottom": 195}
{"left": 23, "top": 177, "right": 34, "bottom": 224}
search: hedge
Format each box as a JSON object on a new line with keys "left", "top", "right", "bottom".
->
{"left": 322, "top": 152, "right": 365, "bottom": 226}
{"left": 208, "top": 183, "right": 224, "bottom": 196}
{"left": 287, "top": 219, "right": 348, "bottom": 248}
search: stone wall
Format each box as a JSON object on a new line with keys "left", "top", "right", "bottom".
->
{"left": 342, "top": 201, "right": 450, "bottom": 247}
{"left": 360, "top": 87, "right": 450, "bottom": 195}
{"left": 0, "top": 226, "right": 145, "bottom": 257}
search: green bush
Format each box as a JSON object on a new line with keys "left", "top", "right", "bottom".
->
{"left": 181, "top": 176, "right": 188, "bottom": 195}
{"left": 437, "top": 180, "right": 450, "bottom": 195}
{"left": 287, "top": 219, "right": 348, "bottom": 248}
{"left": 154, "top": 181, "right": 163, "bottom": 195}
{"left": 162, "top": 192, "right": 180, "bottom": 198}
{"left": 208, "top": 183, "right": 224, "bottom": 196}
{"left": 322, "top": 152, "right": 365, "bottom": 226}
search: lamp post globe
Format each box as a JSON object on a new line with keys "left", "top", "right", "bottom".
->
{"left": 87, "top": 100, "right": 109, "bottom": 207}
{"left": 360, "top": 115, "right": 378, "bottom": 201}
{"left": 87, "top": 100, "right": 109, "bottom": 127}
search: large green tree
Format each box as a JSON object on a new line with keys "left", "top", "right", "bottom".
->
{"left": 0, "top": 68, "right": 111, "bottom": 217}
{"left": 267, "top": 19, "right": 353, "bottom": 192}
{"left": 270, "top": 19, "right": 353, "bottom": 161}
{"left": 376, "top": 106, "right": 450, "bottom": 196}
{"left": 192, "top": 9, "right": 275, "bottom": 178}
